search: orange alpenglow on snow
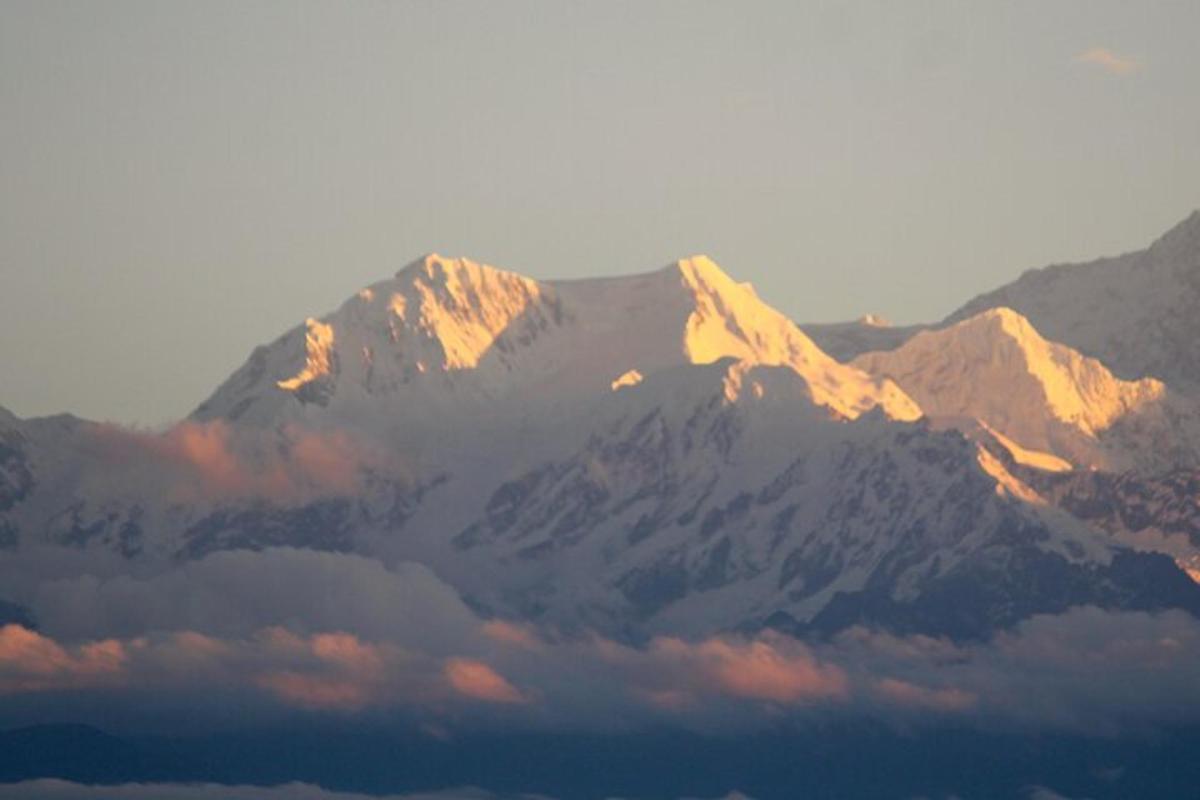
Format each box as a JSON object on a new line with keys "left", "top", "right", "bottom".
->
{"left": 611, "top": 369, "right": 644, "bottom": 391}
{"left": 397, "top": 255, "right": 548, "bottom": 371}
{"left": 195, "top": 252, "right": 922, "bottom": 427}
{"left": 671, "top": 257, "right": 921, "bottom": 421}
{"left": 853, "top": 307, "right": 1172, "bottom": 470}
{"left": 277, "top": 318, "right": 336, "bottom": 391}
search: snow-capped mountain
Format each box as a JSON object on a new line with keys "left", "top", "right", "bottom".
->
{"left": 1027, "top": 466, "right": 1200, "bottom": 584}
{"left": 192, "top": 254, "right": 920, "bottom": 433}
{"left": 3, "top": 252, "right": 1200, "bottom": 641}
{"left": 851, "top": 307, "right": 1200, "bottom": 473}
{"left": 430, "top": 357, "right": 1196, "bottom": 639}
{"left": 947, "top": 210, "right": 1200, "bottom": 393}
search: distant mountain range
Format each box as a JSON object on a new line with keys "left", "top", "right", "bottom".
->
{"left": 5, "top": 213, "right": 1200, "bottom": 641}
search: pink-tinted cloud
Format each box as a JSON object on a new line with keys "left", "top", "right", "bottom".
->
{"left": 251, "top": 629, "right": 397, "bottom": 711}
{"left": 0, "top": 624, "right": 421, "bottom": 713}
{"left": 1075, "top": 47, "right": 1139, "bottom": 75}
{"left": 4, "top": 604, "right": 1200, "bottom": 735}
{"left": 874, "top": 678, "right": 976, "bottom": 712}
{"left": 256, "top": 671, "right": 374, "bottom": 711}
{"left": 650, "top": 634, "right": 849, "bottom": 704}
{"left": 169, "top": 631, "right": 232, "bottom": 660}
{"left": 81, "top": 420, "right": 401, "bottom": 504}
{"left": 480, "top": 620, "right": 541, "bottom": 650}
{"left": 0, "top": 625, "right": 127, "bottom": 693}
{"left": 444, "top": 658, "right": 526, "bottom": 704}
{"left": 284, "top": 427, "right": 376, "bottom": 497}
{"left": 309, "top": 632, "right": 387, "bottom": 675}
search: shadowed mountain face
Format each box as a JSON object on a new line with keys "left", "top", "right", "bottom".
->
{"left": 4, "top": 244, "right": 1200, "bottom": 645}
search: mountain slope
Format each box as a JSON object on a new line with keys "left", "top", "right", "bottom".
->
{"left": 425, "top": 357, "right": 1197, "bottom": 639}
{"left": 947, "top": 210, "right": 1200, "bottom": 392}
{"left": 852, "top": 308, "right": 1200, "bottom": 472}
{"left": 1016, "top": 465, "right": 1200, "bottom": 584}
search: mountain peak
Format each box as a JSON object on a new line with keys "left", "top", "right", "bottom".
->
{"left": 194, "top": 253, "right": 921, "bottom": 426}
{"left": 960, "top": 306, "right": 1039, "bottom": 340}
{"left": 645, "top": 257, "right": 921, "bottom": 420}
{"left": 671, "top": 254, "right": 761, "bottom": 299}
{"left": 672, "top": 253, "right": 729, "bottom": 280}
{"left": 394, "top": 252, "right": 522, "bottom": 288}
{"left": 640, "top": 255, "right": 803, "bottom": 365}
{"left": 854, "top": 307, "right": 1166, "bottom": 469}
{"left": 944, "top": 208, "right": 1200, "bottom": 391}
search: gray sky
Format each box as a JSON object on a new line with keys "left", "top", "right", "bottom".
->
{"left": 2, "top": 0, "right": 1198, "bottom": 425}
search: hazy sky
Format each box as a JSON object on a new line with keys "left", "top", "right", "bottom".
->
{"left": 2, "top": 0, "right": 1199, "bottom": 424}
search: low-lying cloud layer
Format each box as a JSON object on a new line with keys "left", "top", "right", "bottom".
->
{"left": 2, "top": 547, "right": 1199, "bottom": 737}
{"left": 76, "top": 420, "right": 408, "bottom": 505}
{"left": 12, "top": 548, "right": 479, "bottom": 645}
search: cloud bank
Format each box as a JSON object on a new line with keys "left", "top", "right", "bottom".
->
{"left": 1, "top": 547, "right": 1199, "bottom": 737}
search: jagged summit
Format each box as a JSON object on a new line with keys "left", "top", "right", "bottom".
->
{"left": 391, "top": 252, "right": 538, "bottom": 294}
{"left": 853, "top": 307, "right": 1172, "bottom": 470}
{"left": 545, "top": 254, "right": 919, "bottom": 420}
{"left": 376, "top": 253, "right": 553, "bottom": 372}
{"left": 192, "top": 254, "right": 921, "bottom": 427}
{"left": 191, "top": 253, "right": 563, "bottom": 423}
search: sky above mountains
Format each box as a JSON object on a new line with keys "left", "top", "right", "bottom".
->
{"left": 2, "top": 0, "right": 1199, "bottom": 424}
